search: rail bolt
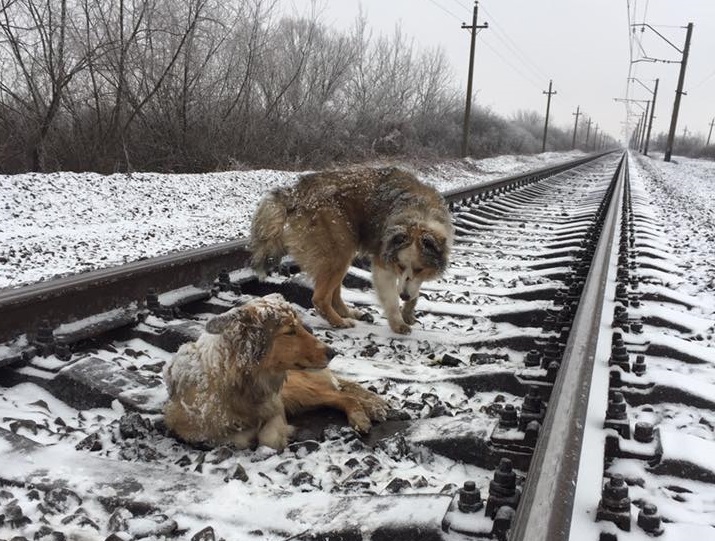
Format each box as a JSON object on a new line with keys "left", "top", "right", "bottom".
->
{"left": 596, "top": 474, "right": 631, "bottom": 532}
{"left": 637, "top": 504, "right": 663, "bottom": 536}
{"left": 146, "top": 289, "right": 161, "bottom": 311}
{"left": 633, "top": 421, "right": 654, "bottom": 443}
{"left": 486, "top": 458, "right": 519, "bottom": 518}
{"left": 522, "top": 386, "right": 543, "bottom": 415}
{"left": 542, "top": 337, "right": 561, "bottom": 365}
{"left": 35, "top": 320, "right": 55, "bottom": 357}
{"left": 632, "top": 354, "right": 647, "bottom": 376}
{"left": 609, "top": 340, "right": 630, "bottom": 371}
{"left": 499, "top": 404, "right": 518, "bottom": 429}
{"left": 542, "top": 315, "right": 556, "bottom": 332}
{"left": 55, "top": 340, "right": 72, "bottom": 362}
{"left": 546, "top": 360, "right": 561, "bottom": 382}
{"left": 217, "top": 269, "right": 231, "bottom": 292}
{"left": 491, "top": 506, "right": 516, "bottom": 541}
{"left": 520, "top": 387, "right": 544, "bottom": 431}
{"left": 524, "top": 349, "right": 541, "bottom": 367}
{"left": 523, "top": 420, "right": 540, "bottom": 446}
{"left": 607, "top": 392, "right": 628, "bottom": 421}
{"left": 457, "top": 481, "right": 483, "bottom": 513}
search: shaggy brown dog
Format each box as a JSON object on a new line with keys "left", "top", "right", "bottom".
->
{"left": 250, "top": 167, "right": 453, "bottom": 334}
{"left": 163, "top": 294, "right": 387, "bottom": 450}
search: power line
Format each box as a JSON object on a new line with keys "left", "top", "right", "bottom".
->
{"left": 445, "top": 0, "right": 552, "bottom": 90}
{"left": 480, "top": 34, "right": 543, "bottom": 90}
{"left": 422, "top": 0, "right": 544, "bottom": 91}
{"left": 424, "top": 0, "right": 464, "bottom": 22}
{"left": 690, "top": 68, "right": 715, "bottom": 91}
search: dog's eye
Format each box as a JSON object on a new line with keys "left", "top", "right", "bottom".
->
{"left": 413, "top": 267, "right": 424, "bottom": 274}
{"left": 397, "top": 264, "right": 406, "bottom": 272}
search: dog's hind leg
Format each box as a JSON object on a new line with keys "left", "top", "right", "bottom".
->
{"left": 313, "top": 269, "right": 355, "bottom": 328}
{"left": 331, "top": 284, "right": 364, "bottom": 320}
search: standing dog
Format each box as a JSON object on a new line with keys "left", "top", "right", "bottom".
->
{"left": 163, "top": 294, "right": 387, "bottom": 450}
{"left": 250, "top": 167, "right": 453, "bottom": 333}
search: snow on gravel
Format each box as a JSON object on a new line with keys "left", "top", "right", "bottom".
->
{"left": 0, "top": 151, "right": 584, "bottom": 290}
{"left": 3, "top": 150, "right": 715, "bottom": 540}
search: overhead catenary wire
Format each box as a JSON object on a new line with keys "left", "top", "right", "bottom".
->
{"left": 447, "top": 0, "right": 551, "bottom": 85}
{"left": 422, "top": 0, "right": 543, "bottom": 91}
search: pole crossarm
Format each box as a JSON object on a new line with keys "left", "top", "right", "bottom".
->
{"left": 628, "top": 78, "right": 656, "bottom": 96}
{"left": 614, "top": 97, "right": 649, "bottom": 112}
{"left": 631, "top": 57, "right": 680, "bottom": 65}
{"left": 631, "top": 23, "right": 684, "bottom": 54}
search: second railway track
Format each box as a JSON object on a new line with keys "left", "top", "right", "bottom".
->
{"left": 1, "top": 151, "right": 713, "bottom": 541}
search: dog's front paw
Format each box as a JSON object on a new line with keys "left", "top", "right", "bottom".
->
{"left": 347, "top": 410, "right": 372, "bottom": 433}
{"left": 361, "top": 397, "right": 388, "bottom": 422}
{"left": 332, "top": 317, "right": 356, "bottom": 329}
{"left": 401, "top": 309, "right": 417, "bottom": 325}
{"left": 389, "top": 319, "right": 412, "bottom": 334}
{"left": 258, "top": 420, "right": 293, "bottom": 451}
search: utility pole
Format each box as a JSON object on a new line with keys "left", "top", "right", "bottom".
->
{"left": 460, "top": 2, "right": 488, "bottom": 158}
{"left": 635, "top": 111, "right": 646, "bottom": 152}
{"left": 639, "top": 103, "right": 650, "bottom": 153}
{"left": 644, "top": 78, "right": 659, "bottom": 156}
{"left": 707, "top": 118, "right": 714, "bottom": 146}
{"left": 571, "top": 106, "right": 581, "bottom": 149}
{"left": 592, "top": 125, "right": 599, "bottom": 151}
{"left": 664, "top": 22, "right": 694, "bottom": 162}
{"left": 585, "top": 118, "right": 593, "bottom": 149}
{"left": 541, "top": 80, "right": 557, "bottom": 152}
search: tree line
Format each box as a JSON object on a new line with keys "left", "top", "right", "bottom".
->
{"left": 0, "top": 0, "right": 609, "bottom": 174}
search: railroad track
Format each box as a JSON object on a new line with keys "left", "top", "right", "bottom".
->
{"left": 1, "top": 150, "right": 713, "bottom": 541}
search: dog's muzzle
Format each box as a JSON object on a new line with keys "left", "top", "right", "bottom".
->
{"left": 326, "top": 347, "right": 338, "bottom": 361}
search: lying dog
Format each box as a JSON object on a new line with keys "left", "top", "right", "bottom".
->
{"left": 250, "top": 167, "right": 453, "bottom": 334}
{"left": 163, "top": 294, "right": 387, "bottom": 450}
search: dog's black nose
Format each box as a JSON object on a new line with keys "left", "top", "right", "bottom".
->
{"left": 326, "top": 347, "right": 338, "bottom": 361}
{"left": 399, "top": 292, "right": 411, "bottom": 301}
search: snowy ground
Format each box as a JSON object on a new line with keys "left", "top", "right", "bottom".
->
{"left": 1, "top": 150, "right": 714, "bottom": 540}
{"left": 0, "top": 151, "right": 584, "bottom": 290}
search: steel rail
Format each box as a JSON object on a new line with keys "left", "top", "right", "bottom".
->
{"left": 442, "top": 149, "right": 616, "bottom": 205}
{"left": 0, "top": 240, "right": 251, "bottom": 343}
{"left": 0, "top": 151, "right": 617, "bottom": 344}
{"left": 508, "top": 152, "right": 627, "bottom": 541}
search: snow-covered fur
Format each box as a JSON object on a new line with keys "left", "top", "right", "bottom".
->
{"left": 163, "top": 294, "right": 333, "bottom": 449}
{"left": 250, "top": 167, "right": 453, "bottom": 334}
{"left": 163, "top": 294, "right": 388, "bottom": 449}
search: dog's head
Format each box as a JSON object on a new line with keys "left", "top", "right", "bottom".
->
{"left": 205, "top": 293, "right": 336, "bottom": 372}
{"left": 381, "top": 222, "right": 451, "bottom": 301}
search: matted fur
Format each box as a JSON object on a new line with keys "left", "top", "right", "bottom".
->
{"left": 163, "top": 294, "right": 387, "bottom": 449}
{"left": 250, "top": 167, "right": 453, "bottom": 333}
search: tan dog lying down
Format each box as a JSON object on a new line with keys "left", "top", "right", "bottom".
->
{"left": 163, "top": 294, "right": 387, "bottom": 450}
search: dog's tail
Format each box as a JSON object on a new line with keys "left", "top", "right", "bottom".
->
{"left": 250, "top": 187, "right": 292, "bottom": 278}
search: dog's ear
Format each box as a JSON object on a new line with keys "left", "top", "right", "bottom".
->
{"left": 205, "top": 307, "right": 242, "bottom": 334}
{"left": 420, "top": 232, "right": 449, "bottom": 273}
{"left": 382, "top": 226, "right": 411, "bottom": 263}
{"left": 206, "top": 298, "right": 291, "bottom": 363}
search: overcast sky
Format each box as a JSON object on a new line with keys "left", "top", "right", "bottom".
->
{"left": 283, "top": 1, "right": 715, "bottom": 145}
